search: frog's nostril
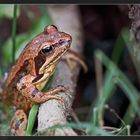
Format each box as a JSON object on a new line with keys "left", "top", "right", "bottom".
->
{"left": 59, "top": 39, "right": 65, "bottom": 45}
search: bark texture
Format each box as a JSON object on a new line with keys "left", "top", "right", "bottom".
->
{"left": 129, "top": 5, "right": 140, "bottom": 44}
{"left": 129, "top": 5, "right": 140, "bottom": 66}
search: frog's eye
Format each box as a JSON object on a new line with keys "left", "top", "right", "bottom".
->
{"left": 41, "top": 45, "right": 53, "bottom": 54}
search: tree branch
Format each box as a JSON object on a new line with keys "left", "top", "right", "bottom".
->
{"left": 37, "top": 5, "right": 84, "bottom": 136}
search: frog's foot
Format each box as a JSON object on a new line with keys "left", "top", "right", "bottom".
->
{"left": 62, "top": 49, "right": 88, "bottom": 73}
{"left": 10, "top": 109, "right": 27, "bottom": 136}
{"left": 33, "top": 85, "right": 67, "bottom": 103}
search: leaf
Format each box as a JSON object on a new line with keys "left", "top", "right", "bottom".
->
{"left": 0, "top": 4, "right": 20, "bottom": 19}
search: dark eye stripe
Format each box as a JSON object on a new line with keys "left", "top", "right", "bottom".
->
{"left": 34, "top": 53, "right": 46, "bottom": 74}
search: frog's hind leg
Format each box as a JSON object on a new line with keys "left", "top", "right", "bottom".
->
{"left": 10, "top": 109, "right": 27, "bottom": 136}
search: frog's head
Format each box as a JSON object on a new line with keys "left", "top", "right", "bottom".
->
{"left": 37, "top": 25, "right": 72, "bottom": 75}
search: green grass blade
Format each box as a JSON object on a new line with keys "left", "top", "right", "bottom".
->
{"left": 91, "top": 31, "right": 125, "bottom": 127}
{"left": 121, "top": 103, "right": 136, "bottom": 126}
{"left": 118, "top": 28, "right": 140, "bottom": 127}
{"left": 12, "top": 4, "right": 18, "bottom": 63}
{"left": 121, "top": 28, "right": 140, "bottom": 81}
{"left": 35, "top": 122, "right": 113, "bottom": 136}
{"left": 0, "top": 4, "right": 20, "bottom": 19}
{"left": 111, "top": 33, "right": 125, "bottom": 64}
{"left": 25, "top": 105, "right": 39, "bottom": 136}
{"left": 95, "top": 50, "right": 140, "bottom": 120}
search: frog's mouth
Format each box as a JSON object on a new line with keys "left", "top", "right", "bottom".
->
{"left": 45, "top": 48, "right": 68, "bottom": 69}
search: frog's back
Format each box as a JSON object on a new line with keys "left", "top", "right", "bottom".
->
{"left": 2, "top": 69, "right": 33, "bottom": 112}
{"left": 1, "top": 32, "right": 45, "bottom": 112}
{"left": 1, "top": 51, "right": 34, "bottom": 112}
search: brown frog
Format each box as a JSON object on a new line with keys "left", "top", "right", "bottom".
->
{"left": 1, "top": 25, "right": 87, "bottom": 136}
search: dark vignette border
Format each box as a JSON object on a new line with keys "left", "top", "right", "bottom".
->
{"left": 0, "top": 0, "right": 140, "bottom": 140}
{"left": 0, "top": 0, "right": 139, "bottom": 4}
{"left": 1, "top": 136, "right": 140, "bottom": 140}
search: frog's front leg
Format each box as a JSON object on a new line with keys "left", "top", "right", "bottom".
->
{"left": 17, "top": 74, "right": 66, "bottom": 103}
{"left": 10, "top": 109, "right": 27, "bottom": 136}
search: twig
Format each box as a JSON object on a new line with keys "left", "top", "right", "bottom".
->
{"left": 94, "top": 55, "right": 103, "bottom": 95}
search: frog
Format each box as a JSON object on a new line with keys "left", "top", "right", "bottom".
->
{"left": 1, "top": 25, "right": 87, "bottom": 136}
